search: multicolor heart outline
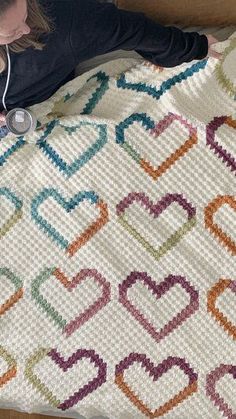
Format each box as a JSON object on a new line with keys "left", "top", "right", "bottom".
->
{"left": 207, "top": 278, "right": 236, "bottom": 341}
{"left": 215, "top": 38, "right": 236, "bottom": 100}
{"left": 0, "top": 345, "right": 17, "bottom": 388}
{"left": 31, "top": 267, "right": 111, "bottom": 337}
{"left": 116, "top": 113, "right": 197, "bottom": 180}
{"left": 0, "top": 136, "right": 25, "bottom": 168}
{"left": 206, "top": 116, "right": 236, "bottom": 175}
{"left": 204, "top": 195, "right": 236, "bottom": 256}
{"left": 119, "top": 272, "right": 199, "bottom": 343}
{"left": 25, "top": 347, "right": 107, "bottom": 410}
{"left": 0, "top": 267, "right": 24, "bottom": 316}
{"left": 31, "top": 189, "right": 109, "bottom": 257}
{"left": 116, "top": 192, "right": 196, "bottom": 261}
{"left": 0, "top": 187, "right": 23, "bottom": 239}
{"left": 206, "top": 364, "right": 236, "bottom": 419}
{"left": 115, "top": 354, "right": 198, "bottom": 418}
{"left": 37, "top": 120, "right": 107, "bottom": 178}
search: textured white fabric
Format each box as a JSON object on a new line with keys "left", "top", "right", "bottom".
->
{"left": 0, "top": 33, "right": 235, "bottom": 419}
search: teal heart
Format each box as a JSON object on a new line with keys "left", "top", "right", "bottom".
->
{"left": 81, "top": 71, "right": 110, "bottom": 115}
{"left": 0, "top": 136, "right": 25, "bottom": 167}
{"left": 31, "top": 189, "right": 103, "bottom": 252}
{"left": 37, "top": 120, "right": 107, "bottom": 178}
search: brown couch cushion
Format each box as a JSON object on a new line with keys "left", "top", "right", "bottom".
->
{"left": 115, "top": 0, "right": 236, "bottom": 26}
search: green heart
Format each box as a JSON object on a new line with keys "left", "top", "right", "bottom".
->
{"left": 0, "top": 188, "right": 23, "bottom": 239}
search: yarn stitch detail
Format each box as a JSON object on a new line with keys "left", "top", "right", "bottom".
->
{"left": 119, "top": 272, "right": 199, "bottom": 342}
{"left": 116, "top": 192, "right": 196, "bottom": 261}
{"left": 31, "top": 267, "right": 111, "bottom": 337}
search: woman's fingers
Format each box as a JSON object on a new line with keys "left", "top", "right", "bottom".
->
{"left": 0, "top": 112, "right": 6, "bottom": 127}
{"left": 209, "top": 49, "right": 222, "bottom": 59}
{"left": 206, "top": 34, "right": 219, "bottom": 46}
{"left": 206, "top": 34, "right": 223, "bottom": 60}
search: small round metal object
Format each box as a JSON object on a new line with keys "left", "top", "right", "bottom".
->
{"left": 6, "top": 108, "right": 37, "bottom": 135}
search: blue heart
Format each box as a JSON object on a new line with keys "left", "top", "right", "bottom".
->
{"left": 37, "top": 120, "right": 107, "bottom": 178}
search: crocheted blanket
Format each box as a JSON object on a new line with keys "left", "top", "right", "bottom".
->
{"left": 0, "top": 32, "right": 235, "bottom": 419}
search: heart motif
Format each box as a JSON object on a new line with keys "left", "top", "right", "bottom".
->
{"left": 31, "top": 267, "right": 111, "bottom": 337}
{"left": 81, "top": 71, "right": 110, "bottom": 115}
{"left": 116, "top": 192, "right": 196, "bottom": 261}
{"left": 116, "top": 59, "right": 207, "bottom": 100}
{"left": 115, "top": 354, "right": 198, "bottom": 417}
{"left": 25, "top": 347, "right": 107, "bottom": 410}
{"left": 0, "top": 267, "right": 24, "bottom": 316}
{"left": 116, "top": 113, "right": 197, "bottom": 180}
{"left": 31, "top": 188, "right": 109, "bottom": 257}
{"left": 204, "top": 195, "right": 236, "bottom": 256}
{"left": 206, "top": 116, "right": 236, "bottom": 175}
{"left": 37, "top": 120, "right": 107, "bottom": 178}
{"left": 0, "top": 136, "right": 25, "bottom": 168}
{"left": 0, "top": 187, "right": 23, "bottom": 239}
{"left": 207, "top": 278, "right": 236, "bottom": 341}
{"left": 0, "top": 345, "right": 17, "bottom": 388}
{"left": 206, "top": 364, "right": 236, "bottom": 419}
{"left": 119, "top": 272, "right": 199, "bottom": 342}
{"left": 215, "top": 38, "right": 236, "bottom": 100}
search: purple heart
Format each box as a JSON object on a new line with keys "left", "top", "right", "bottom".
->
{"left": 48, "top": 348, "right": 107, "bottom": 410}
{"left": 119, "top": 272, "right": 199, "bottom": 342}
{"left": 116, "top": 354, "right": 197, "bottom": 383}
{"left": 115, "top": 354, "right": 198, "bottom": 417}
{"left": 206, "top": 116, "right": 236, "bottom": 175}
{"left": 116, "top": 192, "right": 196, "bottom": 219}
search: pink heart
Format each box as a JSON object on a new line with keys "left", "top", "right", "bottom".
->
{"left": 57, "top": 268, "right": 111, "bottom": 337}
{"left": 32, "top": 268, "right": 111, "bottom": 337}
{"left": 206, "top": 364, "right": 236, "bottom": 418}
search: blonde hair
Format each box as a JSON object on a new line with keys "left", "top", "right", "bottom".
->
{"left": 0, "top": 0, "right": 53, "bottom": 72}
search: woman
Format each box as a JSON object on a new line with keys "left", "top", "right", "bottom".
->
{"left": 0, "top": 0, "right": 219, "bottom": 129}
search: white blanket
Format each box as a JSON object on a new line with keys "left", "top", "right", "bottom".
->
{"left": 0, "top": 32, "right": 235, "bottom": 419}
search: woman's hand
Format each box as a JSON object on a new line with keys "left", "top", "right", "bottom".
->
{"left": 0, "top": 112, "right": 6, "bottom": 127}
{"left": 206, "top": 35, "right": 222, "bottom": 59}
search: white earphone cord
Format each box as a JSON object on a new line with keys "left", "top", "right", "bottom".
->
{"left": 2, "top": 44, "right": 11, "bottom": 112}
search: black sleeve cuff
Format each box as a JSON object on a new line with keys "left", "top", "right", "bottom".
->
{"left": 195, "top": 34, "right": 209, "bottom": 59}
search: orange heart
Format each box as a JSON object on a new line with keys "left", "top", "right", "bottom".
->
{"left": 67, "top": 200, "right": 108, "bottom": 257}
{"left": 204, "top": 195, "right": 236, "bottom": 255}
{"left": 207, "top": 278, "right": 236, "bottom": 340}
{"left": 0, "top": 346, "right": 17, "bottom": 388}
{"left": 0, "top": 268, "right": 23, "bottom": 316}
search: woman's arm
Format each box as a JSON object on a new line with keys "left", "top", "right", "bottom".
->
{"left": 70, "top": 0, "right": 209, "bottom": 67}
